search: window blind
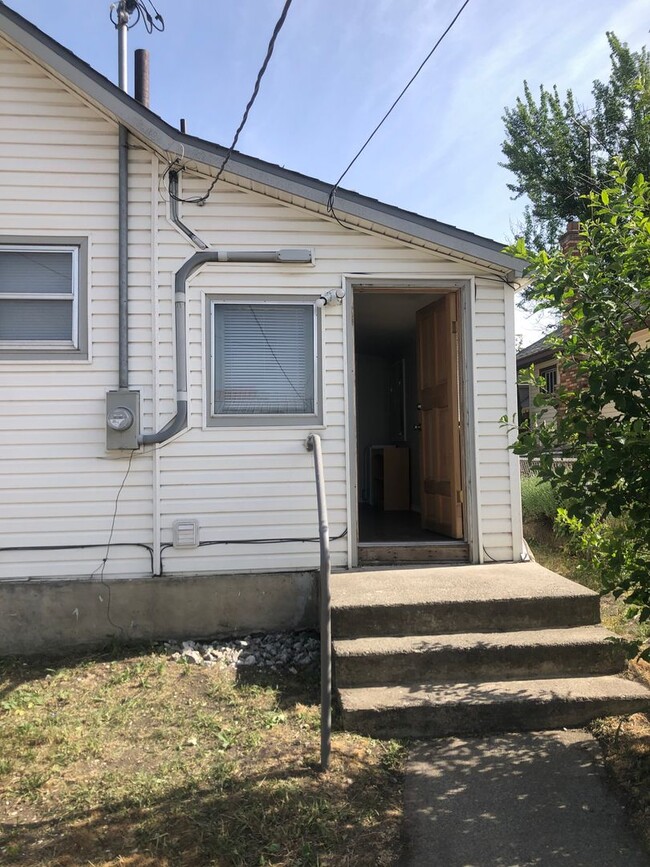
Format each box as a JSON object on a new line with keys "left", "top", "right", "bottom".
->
{"left": 0, "top": 248, "right": 75, "bottom": 345}
{"left": 0, "top": 299, "right": 73, "bottom": 341}
{"left": 214, "top": 303, "right": 315, "bottom": 415}
{"left": 0, "top": 251, "right": 72, "bottom": 294}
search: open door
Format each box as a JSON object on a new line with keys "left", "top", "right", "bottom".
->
{"left": 416, "top": 294, "right": 463, "bottom": 539}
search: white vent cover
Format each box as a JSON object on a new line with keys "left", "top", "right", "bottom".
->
{"left": 172, "top": 519, "right": 200, "bottom": 548}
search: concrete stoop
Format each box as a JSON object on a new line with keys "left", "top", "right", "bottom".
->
{"left": 331, "top": 562, "right": 650, "bottom": 738}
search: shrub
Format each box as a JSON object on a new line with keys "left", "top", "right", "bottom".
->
{"left": 507, "top": 165, "right": 650, "bottom": 638}
{"left": 521, "top": 474, "right": 558, "bottom": 523}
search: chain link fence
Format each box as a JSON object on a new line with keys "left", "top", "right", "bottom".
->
{"left": 519, "top": 457, "right": 574, "bottom": 478}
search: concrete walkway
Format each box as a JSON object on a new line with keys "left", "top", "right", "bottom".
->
{"left": 400, "top": 730, "right": 649, "bottom": 867}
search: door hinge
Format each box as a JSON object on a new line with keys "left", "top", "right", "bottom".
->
{"left": 456, "top": 489, "right": 464, "bottom": 504}
{"left": 451, "top": 319, "right": 458, "bottom": 334}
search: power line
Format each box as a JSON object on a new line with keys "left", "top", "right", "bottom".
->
{"left": 326, "top": 0, "right": 472, "bottom": 221}
{"left": 171, "top": 0, "right": 294, "bottom": 205}
{"left": 110, "top": 0, "right": 165, "bottom": 33}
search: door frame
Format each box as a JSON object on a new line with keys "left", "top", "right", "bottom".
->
{"left": 343, "top": 275, "right": 482, "bottom": 567}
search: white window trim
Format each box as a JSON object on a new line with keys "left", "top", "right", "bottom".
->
{"left": 0, "top": 237, "right": 88, "bottom": 360}
{"left": 205, "top": 294, "right": 323, "bottom": 428}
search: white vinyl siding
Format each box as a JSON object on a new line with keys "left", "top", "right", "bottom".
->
{"left": 0, "top": 37, "right": 153, "bottom": 579}
{"left": 0, "top": 31, "right": 520, "bottom": 580}
{"left": 473, "top": 278, "right": 516, "bottom": 560}
{"left": 154, "top": 174, "right": 518, "bottom": 574}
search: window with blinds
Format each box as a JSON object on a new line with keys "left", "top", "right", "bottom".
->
{"left": 211, "top": 302, "right": 317, "bottom": 418}
{"left": 0, "top": 244, "right": 80, "bottom": 351}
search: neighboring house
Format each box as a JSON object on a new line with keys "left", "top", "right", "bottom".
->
{"left": 516, "top": 328, "right": 561, "bottom": 426}
{"left": 0, "top": 5, "right": 527, "bottom": 652}
{"left": 517, "top": 325, "right": 650, "bottom": 426}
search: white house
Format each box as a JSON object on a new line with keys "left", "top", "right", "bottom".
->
{"left": 0, "top": 4, "right": 526, "bottom": 652}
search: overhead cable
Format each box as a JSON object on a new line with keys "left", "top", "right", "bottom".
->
{"left": 326, "top": 0, "right": 472, "bottom": 222}
{"left": 171, "top": 0, "right": 294, "bottom": 205}
{"left": 110, "top": 0, "right": 165, "bottom": 33}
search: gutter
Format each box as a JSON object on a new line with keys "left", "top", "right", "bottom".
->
{"left": 138, "top": 248, "right": 313, "bottom": 446}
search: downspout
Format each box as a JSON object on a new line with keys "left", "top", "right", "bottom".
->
{"left": 139, "top": 248, "right": 313, "bottom": 446}
{"left": 106, "top": 133, "right": 140, "bottom": 449}
{"left": 118, "top": 124, "right": 129, "bottom": 389}
{"left": 169, "top": 170, "right": 208, "bottom": 250}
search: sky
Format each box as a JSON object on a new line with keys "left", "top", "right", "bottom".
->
{"left": 9, "top": 0, "right": 650, "bottom": 345}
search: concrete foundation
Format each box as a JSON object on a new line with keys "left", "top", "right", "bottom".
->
{"left": 0, "top": 571, "right": 318, "bottom": 656}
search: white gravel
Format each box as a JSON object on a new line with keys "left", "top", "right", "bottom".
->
{"left": 162, "top": 631, "right": 320, "bottom": 670}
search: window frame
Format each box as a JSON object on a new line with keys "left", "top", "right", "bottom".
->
{"left": 0, "top": 236, "right": 88, "bottom": 360}
{"left": 539, "top": 363, "right": 558, "bottom": 394}
{"left": 205, "top": 294, "right": 323, "bottom": 428}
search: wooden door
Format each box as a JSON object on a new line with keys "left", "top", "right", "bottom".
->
{"left": 416, "top": 294, "right": 463, "bottom": 539}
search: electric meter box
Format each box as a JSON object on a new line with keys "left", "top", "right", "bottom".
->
{"left": 106, "top": 389, "right": 140, "bottom": 450}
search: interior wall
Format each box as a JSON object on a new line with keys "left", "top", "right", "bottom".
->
{"left": 355, "top": 353, "right": 391, "bottom": 502}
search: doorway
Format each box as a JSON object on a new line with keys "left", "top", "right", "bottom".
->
{"left": 353, "top": 288, "right": 466, "bottom": 557}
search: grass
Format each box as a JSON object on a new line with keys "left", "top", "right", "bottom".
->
{"left": 524, "top": 520, "right": 650, "bottom": 851}
{"left": 524, "top": 518, "right": 650, "bottom": 640}
{"left": 520, "top": 475, "right": 558, "bottom": 523}
{"left": 0, "top": 648, "right": 404, "bottom": 866}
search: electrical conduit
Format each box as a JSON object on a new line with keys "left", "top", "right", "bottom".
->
{"left": 139, "top": 248, "right": 313, "bottom": 445}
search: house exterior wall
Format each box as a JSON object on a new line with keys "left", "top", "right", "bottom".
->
{"left": 0, "top": 35, "right": 521, "bottom": 587}
{"left": 475, "top": 278, "right": 519, "bottom": 561}
{"left": 0, "top": 37, "right": 154, "bottom": 580}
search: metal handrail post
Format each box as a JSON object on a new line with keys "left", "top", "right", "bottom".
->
{"left": 305, "top": 433, "right": 331, "bottom": 771}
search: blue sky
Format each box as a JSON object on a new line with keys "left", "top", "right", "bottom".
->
{"left": 10, "top": 0, "right": 650, "bottom": 343}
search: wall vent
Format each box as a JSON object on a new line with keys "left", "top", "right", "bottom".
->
{"left": 172, "top": 519, "right": 200, "bottom": 548}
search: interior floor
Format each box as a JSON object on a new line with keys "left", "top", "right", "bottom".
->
{"left": 358, "top": 504, "right": 452, "bottom": 543}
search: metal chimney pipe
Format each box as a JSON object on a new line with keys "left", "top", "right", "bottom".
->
{"left": 134, "top": 48, "right": 150, "bottom": 108}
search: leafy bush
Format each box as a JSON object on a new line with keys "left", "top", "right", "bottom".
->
{"left": 521, "top": 474, "right": 558, "bottom": 523}
{"left": 507, "top": 164, "right": 650, "bottom": 644}
{"left": 556, "top": 509, "right": 650, "bottom": 656}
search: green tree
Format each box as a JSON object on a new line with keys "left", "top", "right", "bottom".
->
{"left": 502, "top": 33, "right": 650, "bottom": 249}
{"left": 508, "top": 164, "right": 650, "bottom": 647}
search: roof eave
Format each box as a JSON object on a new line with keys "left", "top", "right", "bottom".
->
{"left": 0, "top": 3, "right": 525, "bottom": 278}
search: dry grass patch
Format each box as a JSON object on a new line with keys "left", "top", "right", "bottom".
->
{"left": 590, "top": 660, "right": 650, "bottom": 853}
{"left": 0, "top": 648, "right": 404, "bottom": 866}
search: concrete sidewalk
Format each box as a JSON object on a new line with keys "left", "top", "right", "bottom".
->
{"left": 400, "top": 730, "right": 649, "bottom": 867}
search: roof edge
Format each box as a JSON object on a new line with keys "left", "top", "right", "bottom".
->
{"left": 0, "top": 2, "right": 525, "bottom": 277}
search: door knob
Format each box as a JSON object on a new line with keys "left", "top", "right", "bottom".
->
{"left": 413, "top": 423, "right": 422, "bottom": 431}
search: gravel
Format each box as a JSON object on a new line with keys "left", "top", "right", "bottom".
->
{"left": 162, "top": 631, "right": 320, "bottom": 670}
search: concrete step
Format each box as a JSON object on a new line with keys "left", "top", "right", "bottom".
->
{"left": 338, "top": 675, "right": 650, "bottom": 738}
{"left": 333, "top": 626, "right": 629, "bottom": 686}
{"left": 332, "top": 563, "right": 600, "bottom": 639}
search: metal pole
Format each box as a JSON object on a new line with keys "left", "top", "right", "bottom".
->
{"left": 117, "top": 3, "right": 129, "bottom": 391}
{"left": 117, "top": 2, "right": 128, "bottom": 93}
{"left": 306, "top": 433, "right": 332, "bottom": 771}
{"left": 118, "top": 124, "right": 129, "bottom": 390}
